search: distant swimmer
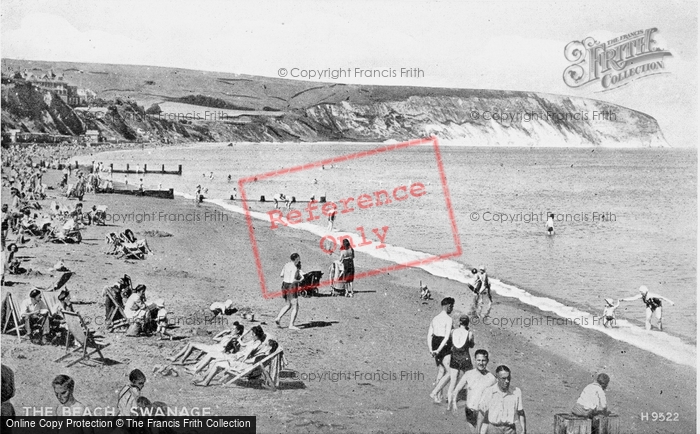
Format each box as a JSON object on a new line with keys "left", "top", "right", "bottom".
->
{"left": 620, "top": 285, "right": 675, "bottom": 331}
{"left": 546, "top": 212, "right": 554, "bottom": 235}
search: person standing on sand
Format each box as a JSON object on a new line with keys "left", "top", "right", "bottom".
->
{"left": 449, "top": 349, "right": 497, "bottom": 432}
{"left": 327, "top": 207, "right": 337, "bottom": 232}
{"left": 602, "top": 298, "right": 620, "bottom": 328}
{"left": 432, "top": 315, "right": 474, "bottom": 411}
{"left": 428, "top": 297, "right": 454, "bottom": 403}
{"left": 571, "top": 373, "right": 610, "bottom": 418}
{"left": 476, "top": 365, "right": 526, "bottom": 434}
{"left": 476, "top": 266, "right": 493, "bottom": 318}
{"left": 619, "top": 285, "right": 675, "bottom": 331}
{"left": 274, "top": 253, "right": 303, "bottom": 330}
{"left": 339, "top": 238, "right": 355, "bottom": 297}
{"left": 546, "top": 212, "right": 554, "bottom": 235}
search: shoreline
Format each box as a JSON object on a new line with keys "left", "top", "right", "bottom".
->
{"left": 2, "top": 168, "right": 694, "bottom": 433}
{"left": 76, "top": 145, "right": 698, "bottom": 356}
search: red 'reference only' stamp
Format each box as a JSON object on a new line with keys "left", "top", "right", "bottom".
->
{"left": 239, "top": 136, "right": 461, "bottom": 299}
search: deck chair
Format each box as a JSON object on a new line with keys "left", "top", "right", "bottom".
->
{"left": 42, "top": 292, "right": 61, "bottom": 316}
{"left": 37, "top": 271, "right": 73, "bottom": 292}
{"left": 1, "top": 293, "right": 24, "bottom": 341}
{"left": 92, "top": 206, "right": 107, "bottom": 225}
{"left": 54, "top": 311, "right": 111, "bottom": 367}
{"left": 118, "top": 245, "right": 144, "bottom": 260}
{"left": 105, "top": 290, "right": 129, "bottom": 331}
{"left": 222, "top": 348, "right": 285, "bottom": 389}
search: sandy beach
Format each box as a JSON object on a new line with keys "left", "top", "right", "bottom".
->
{"left": 1, "top": 167, "right": 696, "bottom": 433}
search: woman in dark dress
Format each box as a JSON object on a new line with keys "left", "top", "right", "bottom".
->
{"left": 339, "top": 239, "right": 355, "bottom": 297}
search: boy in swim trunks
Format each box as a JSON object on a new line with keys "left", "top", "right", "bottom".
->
{"left": 602, "top": 298, "right": 619, "bottom": 328}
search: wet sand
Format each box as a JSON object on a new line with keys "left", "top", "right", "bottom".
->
{"left": 1, "top": 169, "right": 695, "bottom": 433}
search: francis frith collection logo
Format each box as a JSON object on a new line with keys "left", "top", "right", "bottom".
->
{"left": 563, "top": 27, "right": 672, "bottom": 91}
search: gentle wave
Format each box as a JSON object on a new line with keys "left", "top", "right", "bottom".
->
{"left": 193, "top": 194, "right": 696, "bottom": 369}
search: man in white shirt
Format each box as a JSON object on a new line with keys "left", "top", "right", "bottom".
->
{"left": 449, "top": 349, "right": 497, "bottom": 433}
{"left": 477, "top": 365, "right": 526, "bottom": 434}
{"left": 427, "top": 297, "right": 454, "bottom": 403}
{"left": 274, "top": 253, "right": 303, "bottom": 330}
{"left": 20, "top": 289, "right": 50, "bottom": 344}
{"left": 572, "top": 373, "right": 610, "bottom": 418}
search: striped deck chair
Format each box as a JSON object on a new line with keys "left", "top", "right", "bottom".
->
{"left": 42, "top": 292, "right": 62, "bottom": 316}
{"left": 221, "top": 347, "right": 285, "bottom": 389}
{"left": 54, "top": 311, "right": 111, "bottom": 367}
{"left": 1, "top": 293, "right": 24, "bottom": 341}
{"left": 104, "top": 290, "right": 129, "bottom": 331}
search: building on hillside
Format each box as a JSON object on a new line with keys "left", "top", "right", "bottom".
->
{"left": 84, "top": 130, "right": 101, "bottom": 143}
{"left": 17, "top": 68, "right": 95, "bottom": 106}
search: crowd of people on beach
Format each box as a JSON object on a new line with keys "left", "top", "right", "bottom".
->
{"left": 0, "top": 142, "right": 682, "bottom": 434}
{"left": 1, "top": 144, "right": 289, "bottom": 425}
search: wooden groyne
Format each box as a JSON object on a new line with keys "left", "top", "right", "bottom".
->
{"left": 96, "top": 187, "right": 175, "bottom": 199}
{"left": 74, "top": 161, "right": 182, "bottom": 175}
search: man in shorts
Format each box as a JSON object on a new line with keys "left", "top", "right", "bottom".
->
{"left": 274, "top": 253, "right": 303, "bottom": 330}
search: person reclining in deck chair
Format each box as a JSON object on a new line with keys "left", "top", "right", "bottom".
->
{"left": 192, "top": 325, "right": 277, "bottom": 386}
{"left": 181, "top": 324, "right": 246, "bottom": 375}
{"left": 103, "top": 275, "right": 133, "bottom": 328}
{"left": 48, "top": 289, "right": 76, "bottom": 345}
{"left": 169, "top": 322, "right": 244, "bottom": 367}
{"left": 18, "top": 210, "right": 48, "bottom": 238}
{"left": 124, "top": 285, "right": 158, "bottom": 336}
{"left": 104, "top": 233, "right": 122, "bottom": 255}
{"left": 105, "top": 233, "right": 147, "bottom": 259}
{"left": 87, "top": 205, "right": 107, "bottom": 225}
{"left": 47, "top": 217, "right": 82, "bottom": 244}
{"left": 120, "top": 229, "right": 154, "bottom": 255}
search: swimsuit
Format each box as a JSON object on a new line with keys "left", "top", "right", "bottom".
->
{"left": 642, "top": 293, "right": 661, "bottom": 311}
{"left": 431, "top": 335, "right": 452, "bottom": 366}
{"left": 448, "top": 332, "right": 473, "bottom": 371}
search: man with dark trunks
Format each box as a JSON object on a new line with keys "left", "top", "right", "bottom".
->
{"left": 274, "top": 253, "right": 303, "bottom": 330}
{"left": 427, "top": 297, "right": 454, "bottom": 403}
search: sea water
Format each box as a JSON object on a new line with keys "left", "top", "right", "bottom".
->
{"left": 78, "top": 143, "right": 697, "bottom": 366}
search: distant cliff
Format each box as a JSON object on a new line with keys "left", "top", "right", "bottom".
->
{"left": 1, "top": 59, "right": 668, "bottom": 147}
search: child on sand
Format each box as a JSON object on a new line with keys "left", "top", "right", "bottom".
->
{"left": 602, "top": 298, "right": 619, "bottom": 328}
{"left": 154, "top": 299, "right": 171, "bottom": 340}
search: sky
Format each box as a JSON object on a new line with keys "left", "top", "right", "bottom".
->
{"left": 1, "top": 0, "right": 697, "bottom": 147}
